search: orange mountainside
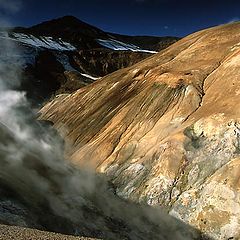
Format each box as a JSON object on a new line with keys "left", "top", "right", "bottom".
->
{"left": 40, "top": 22, "right": 240, "bottom": 239}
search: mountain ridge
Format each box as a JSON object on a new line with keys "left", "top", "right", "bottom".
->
{"left": 13, "top": 15, "right": 179, "bottom": 51}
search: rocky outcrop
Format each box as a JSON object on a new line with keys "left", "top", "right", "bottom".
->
{"left": 40, "top": 22, "right": 240, "bottom": 239}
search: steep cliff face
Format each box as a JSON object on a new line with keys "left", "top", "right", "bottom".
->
{"left": 40, "top": 22, "right": 240, "bottom": 239}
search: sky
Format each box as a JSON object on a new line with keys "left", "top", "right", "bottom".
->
{"left": 0, "top": 0, "right": 240, "bottom": 37}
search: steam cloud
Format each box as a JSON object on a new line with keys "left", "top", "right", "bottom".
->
{"left": 0, "top": 13, "right": 202, "bottom": 240}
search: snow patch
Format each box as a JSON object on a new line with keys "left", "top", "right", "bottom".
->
{"left": 54, "top": 53, "right": 75, "bottom": 71}
{"left": 80, "top": 73, "right": 100, "bottom": 80}
{"left": 97, "top": 39, "right": 158, "bottom": 54}
{"left": 0, "top": 32, "right": 76, "bottom": 51}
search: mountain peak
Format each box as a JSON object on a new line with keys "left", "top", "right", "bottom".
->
{"left": 31, "top": 15, "right": 89, "bottom": 28}
{"left": 57, "top": 15, "right": 81, "bottom": 22}
{"left": 28, "top": 15, "right": 106, "bottom": 39}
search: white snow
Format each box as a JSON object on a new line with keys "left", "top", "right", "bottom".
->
{"left": 54, "top": 52, "right": 75, "bottom": 71}
{"left": 0, "top": 32, "right": 76, "bottom": 51}
{"left": 96, "top": 39, "right": 158, "bottom": 54}
{"left": 0, "top": 32, "right": 156, "bottom": 54}
{"left": 80, "top": 73, "right": 100, "bottom": 80}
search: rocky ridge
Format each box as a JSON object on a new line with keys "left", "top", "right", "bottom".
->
{"left": 40, "top": 22, "right": 240, "bottom": 239}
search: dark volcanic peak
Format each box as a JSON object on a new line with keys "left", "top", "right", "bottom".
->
{"left": 22, "top": 15, "right": 179, "bottom": 51}
{"left": 18, "top": 15, "right": 108, "bottom": 50}
{"left": 28, "top": 15, "right": 107, "bottom": 39}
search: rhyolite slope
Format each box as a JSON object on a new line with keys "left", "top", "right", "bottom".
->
{"left": 40, "top": 22, "right": 240, "bottom": 239}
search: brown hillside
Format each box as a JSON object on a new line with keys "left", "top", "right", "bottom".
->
{"left": 40, "top": 22, "right": 240, "bottom": 239}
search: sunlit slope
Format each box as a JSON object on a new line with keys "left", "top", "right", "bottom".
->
{"left": 40, "top": 22, "right": 240, "bottom": 239}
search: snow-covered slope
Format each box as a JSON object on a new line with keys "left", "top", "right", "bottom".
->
{"left": 0, "top": 32, "right": 159, "bottom": 53}
{"left": 96, "top": 39, "right": 158, "bottom": 53}
{"left": 0, "top": 32, "right": 76, "bottom": 51}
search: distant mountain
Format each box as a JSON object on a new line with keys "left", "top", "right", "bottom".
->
{"left": 17, "top": 15, "right": 178, "bottom": 52}
{"left": 0, "top": 16, "right": 179, "bottom": 105}
{"left": 17, "top": 15, "right": 107, "bottom": 50}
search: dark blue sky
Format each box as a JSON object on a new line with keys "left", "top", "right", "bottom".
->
{"left": 1, "top": 0, "right": 240, "bottom": 37}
